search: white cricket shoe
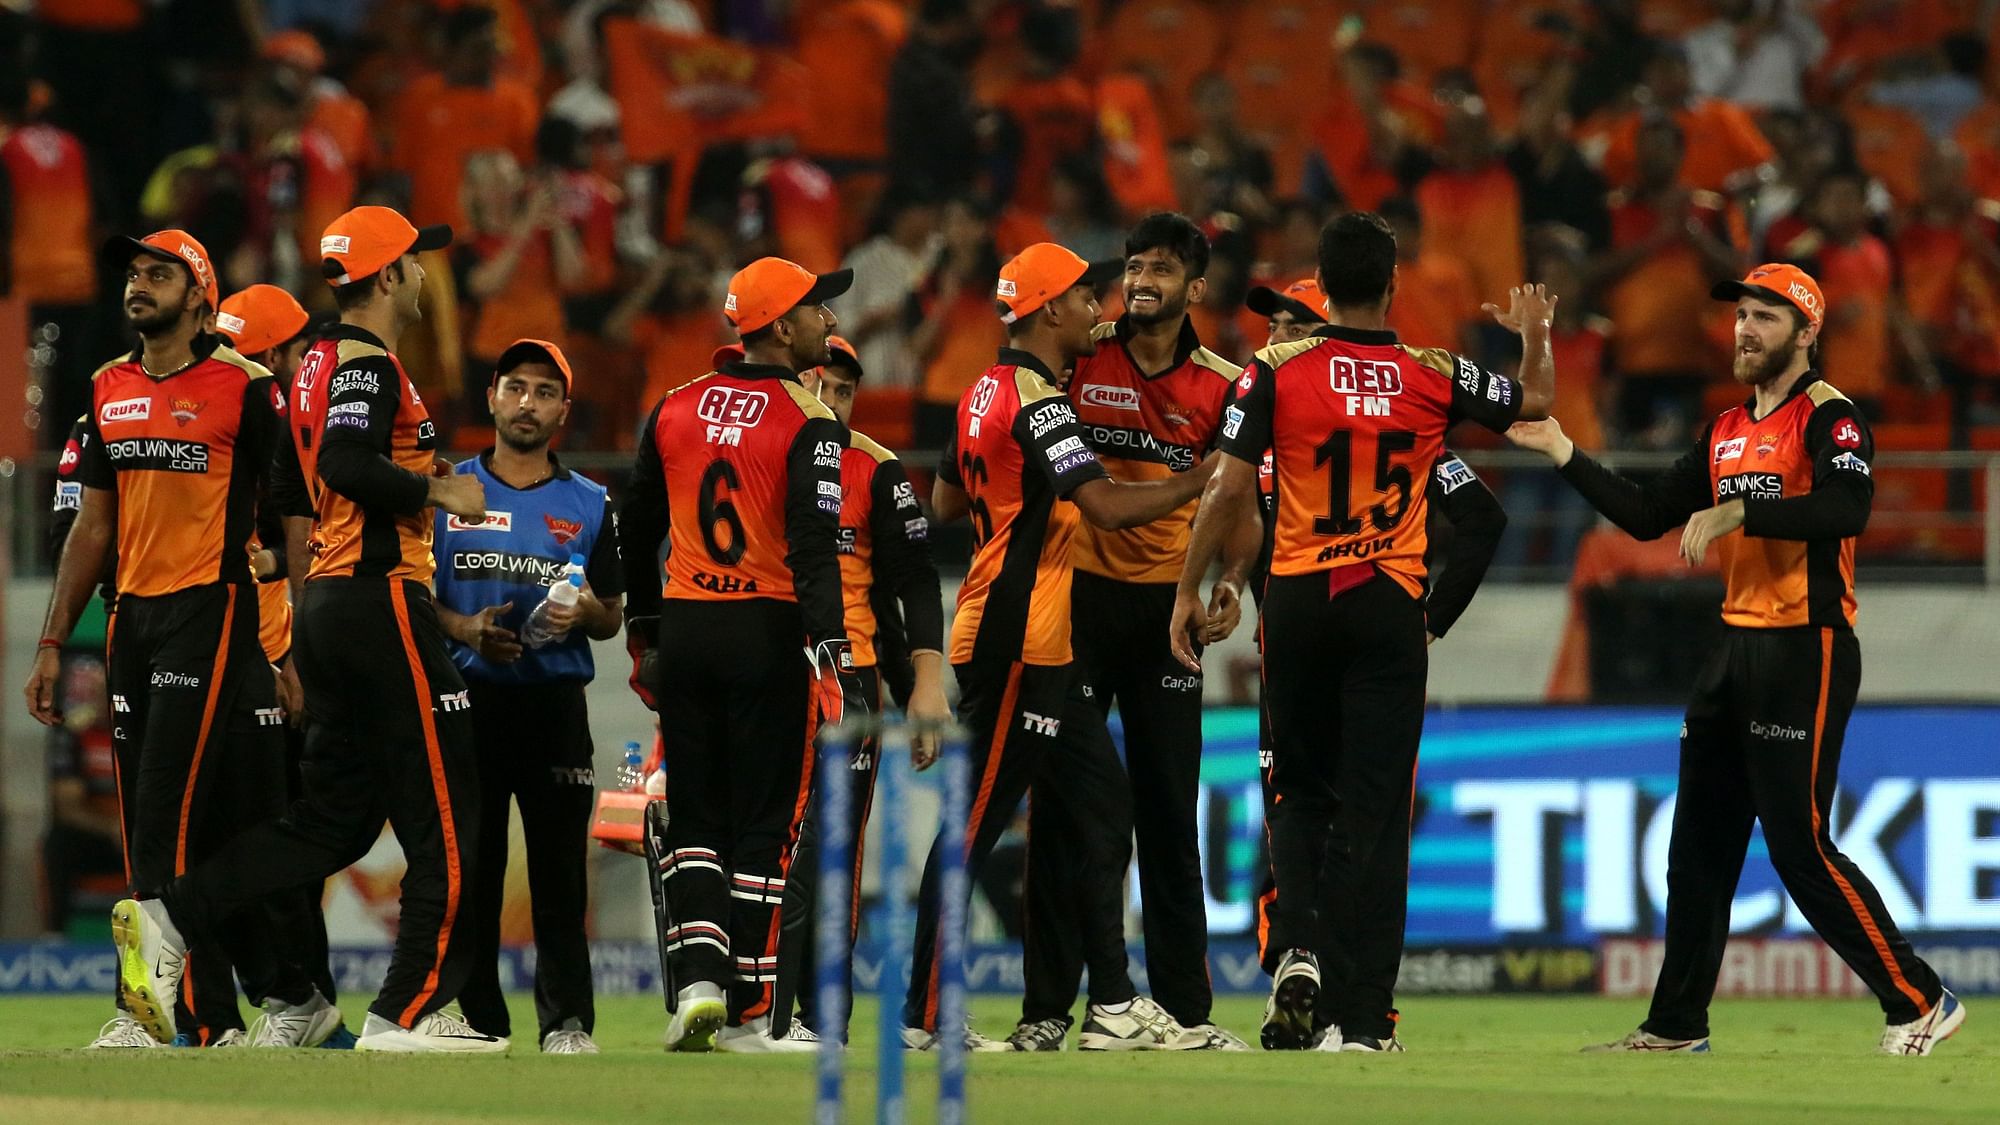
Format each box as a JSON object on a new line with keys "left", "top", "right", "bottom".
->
{"left": 1311, "top": 1025, "right": 1344, "bottom": 1052}
{"left": 1582, "top": 1028, "right": 1710, "bottom": 1053}
{"left": 1077, "top": 997, "right": 1207, "bottom": 1051}
{"left": 355, "top": 1007, "right": 509, "bottom": 1053}
{"left": 716, "top": 1016, "right": 817, "bottom": 1054}
{"left": 900, "top": 1024, "right": 1012, "bottom": 1053}
{"left": 248, "top": 989, "right": 342, "bottom": 1048}
{"left": 211, "top": 1028, "right": 247, "bottom": 1047}
{"left": 1006, "top": 1017, "right": 1070, "bottom": 1052}
{"left": 782, "top": 1022, "right": 824, "bottom": 1045}
{"left": 1261, "top": 949, "right": 1320, "bottom": 1051}
{"left": 1191, "top": 1023, "right": 1253, "bottom": 1052}
{"left": 110, "top": 898, "right": 185, "bottom": 1046}
{"left": 663, "top": 982, "right": 727, "bottom": 1053}
{"left": 87, "top": 1014, "right": 165, "bottom": 1049}
{"left": 541, "top": 1020, "right": 600, "bottom": 1054}
{"left": 1880, "top": 991, "right": 1966, "bottom": 1056}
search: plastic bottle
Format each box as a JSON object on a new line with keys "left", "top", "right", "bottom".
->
{"left": 521, "top": 555, "right": 586, "bottom": 648}
{"left": 617, "top": 741, "right": 645, "bottom": 790}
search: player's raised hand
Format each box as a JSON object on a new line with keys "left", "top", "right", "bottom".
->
{"left": 1482, "top": 283, "right": 1557, "bottom": 335}
{"left": 428, "top": 472, "right": 487, "bottom": 520}
{"left": 1168, "top": 590, "right": 1208, "bottom": 672}
{"left": 1505, "top": 418, "right": 1575, "bottom": 466}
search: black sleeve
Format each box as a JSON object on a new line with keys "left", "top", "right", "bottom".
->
{"left": 868, "top": 457, "right": 945, "bottom": 654}
{"left": 316, "top": 357, "right": 430, "bottom": 516}
{"left": 239, "top": 378, "right": 286, "bottom": 581}
{"left": 1443, "top": 351, "right": 1525, "bottom": 433}
{"left": 1424, "top": 450, "right": 1506, "bottom": 639}
{"left": 1741, "top": 399, "right": 1874, "bottom": 541}
{"left": 1557, "top": 423, "right": 1716, "bottom": 541}
{"left": 936, "top": 431, "right": 963, "bottom": 487}
{"left": 1216, "top": 359, "right": 1273, "bottom": 464}
{"left": 48, "top": 416, "right": 88, "bottom": 567}
{"left": 585, "top": 496, "right": 626, "bottom": 597}
{"left": 1014, "top": 394, "right": 1110, "bottom": 497}
{"left": 785, "top": 416, "right": 851, "bottom": 648}
{"left": 620, "top": 400, "right": 669, "bottom": 627}
{"left": 270, "top": 424, "right": 312, "bottom": 519}
{"left": 76, "top": 411, "right": 115, "bottom": 490}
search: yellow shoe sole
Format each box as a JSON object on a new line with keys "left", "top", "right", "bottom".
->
{"left": 667, "top": 999, "right": 727, "bottom": 1053}
{"left": 110, "top": 900, "right": 174, "bottom": 1045}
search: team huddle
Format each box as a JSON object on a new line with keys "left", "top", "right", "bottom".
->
{"left": 24, "top": 200, "right": 1967, "bottom": 1057}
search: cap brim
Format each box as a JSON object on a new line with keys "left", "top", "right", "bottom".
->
{"left": 799, "top": 267, "right": 855, "bottom": 306}
{"left": 410, "top": 224, "right": 453, "bottom": 253}
{"left": 100, "top": 235, "right": 181, "bottom": 273}
{"left": 494, "top": 339, "right": 571, "bottom": 388}
{"left": 1245, "top": 285, "right": 1323, "bottom": 324}
{"left": 1077, "top": 259, "right": 1121, "bottom": 289}
{"left": 1711, "top": 280, "right": 1787, "bottom": 306}
{"left": 826, "top": 348, "right": 863, "bottom": 378}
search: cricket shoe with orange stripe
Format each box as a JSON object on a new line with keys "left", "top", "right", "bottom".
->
{"left": 1581, "top": 1029, "right": 1710, "bottom": 1053}
{"left": 355, "top": 1007, "right": 508, "bottom": 1053}
{"left": 111, "top": 898, "right": 185, "bottom": 1045}
{"left": 1880, "top": 990, "right": 1966, "bottom": 1056}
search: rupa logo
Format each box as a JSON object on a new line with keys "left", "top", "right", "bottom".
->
{"left": 1021, "top": 711, "right": 1061, "bottom": 737}
{"left": 446, "top": 510, "right": 512, "bottom": 532}
{"left": 1714, "top": 436, "right": 1747, "bottom": 463}
{"left": 697, "top": 385, "right": 768, "bottom": 446}
{"left": 1079, "top": 383, "right": 1142, "bottom": 412}
{"left": 101, "top": 398, "right": 151, "bottom": 424}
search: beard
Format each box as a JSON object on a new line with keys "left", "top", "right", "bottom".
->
{"left": 498, "top": 414, "right": 556, "bottom": 453}
{"left": 1123, "top": 287, "right": 1186, "bottom": 328}
{"left": 125, "top": 301, "right": 182, "bottom": 336}
{"left": 1732, "top": 336, "right": 1797, "bottom": 386}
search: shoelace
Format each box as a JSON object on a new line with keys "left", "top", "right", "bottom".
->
{"left": 545, "top": 1029, "right": 594, "bottom": 1052}
{"left": 1013, "top": 1019, "right": 1066, "bottom": 1045}
{"left": 1126, "top": 999, "right": 1182, "bottom": 1040}
{"left": 92, "top": 1016, "right": 160, "bottom": 1048}
{"left": 419, "top": 1007, "right": 485, "bottom": 1038}
{"left": 784, "top": 1024, "right": 821, "bottom": 1043}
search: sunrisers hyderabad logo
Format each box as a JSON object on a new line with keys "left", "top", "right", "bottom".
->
{"left": 545, "top": 515, "right": 583, "bottom": 545}
{"left": 170, "top": 398, "right": 205, "bottom": 426}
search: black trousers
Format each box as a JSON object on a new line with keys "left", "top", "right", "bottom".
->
{"left": 773, "top": 667, "right": 882, "bottom": 1037}
{"left": 160, "top": 578, "right": 481, "bottom": 1029}
{"left": 1023, "top": 572, "right": 1211, "bottom": 1026}
{"left": 1643, "top": 626, "right": 1944, "bottom": 1039}
{"left": 654, "top": 597, "right": 816, "bottom": 1025}
{"left": 1262, "top": 572, "right": 1427, "bottom": 1041}
{"left": 111, "top": 583, "right": 301, "bottom": 1038}
{"left": 903, "top": 658, "right": 1136, "bottom": 1031}
{"left": 458, "top": 678, "right": 597, "bottom": 1041}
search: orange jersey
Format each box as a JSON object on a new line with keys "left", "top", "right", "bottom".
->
{"left": 623, "top": 361, "right": 849, "bottom": 645}
{"left": 251, "top": 538, "right": 293, "bottom": 662}
{"left": 286, "top": 325, "right": 442, "bottom": 583}
{"left": 1218, "top": 325, "right": 1523, "bottom": 599}
{"left": 77, "top": 342, "right": 281, "bottom": 599}
{"left": 1, "top": 124, "right": 95, "bottom": 304}
{"left": 1558, "top": 378, "right": 1871, "bottom": 630}
{"left": 836, "top": 431, "right": 943, "bottom": 668}
{"left": 940, "top": 349, "right": 1111, "bottom": 666}
{"left": 1067, "top": 319, "right": 1239, "bottom": 584}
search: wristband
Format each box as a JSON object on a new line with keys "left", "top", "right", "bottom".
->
{"left": 38, "top": 637, "right": 64, "bottom": 651}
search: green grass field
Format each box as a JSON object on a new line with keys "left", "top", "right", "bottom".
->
{"left": 1, "top": 994, "right": 1992, "bottom": 1123}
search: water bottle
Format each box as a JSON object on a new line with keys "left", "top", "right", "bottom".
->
{"left": 521, "top": 555, "right": 586, "bottom": 648}
{"left": 617, "top": 741, "right": 645, "bottom": 790}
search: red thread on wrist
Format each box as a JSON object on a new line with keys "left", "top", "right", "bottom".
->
{"left": 38, "top": 637, "right": 64, "bottom": 650}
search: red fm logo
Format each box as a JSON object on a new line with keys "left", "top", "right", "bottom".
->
{"left": 697, "top": 386, "right": 768, "bottom": 446}
{"left": 1331, "top": 356, "right": 1403, "bottom": 417}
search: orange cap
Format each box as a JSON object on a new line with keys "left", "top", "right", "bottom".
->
{"left": 725, "top": 258, "right": 852, "bottom": 335}
{"left": 102, "top": 230, "right": 220, "bottom": 309}
{"left": 1712, "top": 262, "right": 1825, "bottom": 329}
{"left": 996, "top": 242, "right": 1119, "bottom": 325}
{"left": 261, "top": 29, "right": 326, "bottom": 73}
{"left": 320, "top": 206, "right": 452, "bottom": 286}
{"left": 1245, "top": 277, "right": 1328, "bottom": 323}
{"left": 216, "top": 284, "right": 310, "bottom": 354}
{"left": 493, "top": 338, "right": 574, "bottom": 394}
{"left": 711, "top": 343, "right": 747, "bottom": 369}
{"left": 824, "top": 334, "right": 862, "bottom": 376}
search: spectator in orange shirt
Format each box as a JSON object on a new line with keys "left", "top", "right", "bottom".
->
{"left": 1774, "top": 169, "right": 1936, "bottom": 415}
{"left": 1378, "top": 196, "right": 1479, "bottom": 356}
{"left": 261, "top": 29, "right": 376, "bottom": 176}
{"left": 1415, "top": 102, "right": 1524, "bottom": 311}
{"left": 1305, "top": 42, "right": 1438, "bottom": 213}
{"left": 389, "top": 6, "right": 539, "bottom": 234}
{"left": 605, "top": 239, "right": 733, "bottom": 442}
{"left": 1586, "top": 112, "right": 1745, "bottom": 445}
{"left": 456, "top": 148, "right": 586, "bottom": 406}
{"left": 0, "top": 74, "right": 103, "bottom": 449}
{"left": 910, "top": 196, "right": 1005, "bottom": 448}
{"left": 1592, "top": 42, "right": 1776, "bottom": 197}
{"left": 993, "top": 4, "right": 1097, "bottom": 218}
{"left": 1895, "top": 141, "right": 2000, "bottom": 428}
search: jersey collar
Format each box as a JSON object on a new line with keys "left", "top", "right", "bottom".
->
{"left": 1742, "top": 368, "right": 1823, "bottom": 418}
{"left": 477, "top": 447, "right": 572, "bottom": 489}
{"left": 1312, "top": 323, "right": 1400, "bottom": 347}
{"left": 719, "top": 359, "right": 803, "bottom": 384}
{"left": 125, "top": 331, "right": 221, "bottom": 374}
{"left": 1113, "top": 314, "right": 1202, "bottom": 377}
{"left": 997, "top": 346, "right": 1061, "bottom": 389}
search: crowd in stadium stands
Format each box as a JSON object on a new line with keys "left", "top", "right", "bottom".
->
{"left": 6, "top": 0, "right": 2000, "bottom": 466}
